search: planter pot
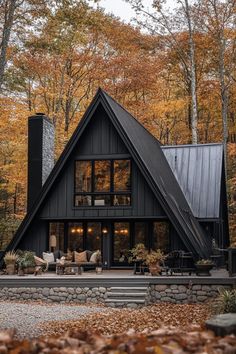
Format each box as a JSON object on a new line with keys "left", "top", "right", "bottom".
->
{"left": 96, "top": 266, "right": 103, "bottom": 275}
{"left": 6, "top": 263, "right": 15, "bottom": 275}
{"left": 195, "top": 264, "right": 213, "bottom": 276}
{"left": 148, "top": 263, "right": 161, "bottom": 276}
{"left": 24, "top": 267, "right": 35, "bottom": 274}
{"left": 18, "top": 268, "right": 25, "bottom": 276}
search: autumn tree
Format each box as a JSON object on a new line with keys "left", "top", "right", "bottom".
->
{"left": 196, "top": 0, "right": 236, "bottom": 166}
{"left": 126, "top": 0, "right": 200, "bottom": 143}
{"left": 0, "top": 0, "right": 50, "bottom": 93}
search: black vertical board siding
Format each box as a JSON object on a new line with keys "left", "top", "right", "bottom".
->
{"left": 18, "top": 220, "right": 48, "bottom": 256}
{"left": 38, "top": 107, "right": 164, "bottom": 219}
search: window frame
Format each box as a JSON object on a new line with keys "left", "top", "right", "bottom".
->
{"left": 74, "top": 158, "right": 132, "bottom": 208}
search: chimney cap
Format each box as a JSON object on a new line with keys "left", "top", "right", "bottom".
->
{"left": 35, "top": 112, "right": 45, "bottom": 116}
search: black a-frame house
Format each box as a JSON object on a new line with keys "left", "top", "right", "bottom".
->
{"left": 1, "top": 89, "right": 229, "bottom": 267}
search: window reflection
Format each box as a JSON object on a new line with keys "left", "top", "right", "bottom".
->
{"left": 75, "top": 161, "right": 91, "bottom": 192}
{"left": 86, "top": 222, "right": 102, "bottom": 251}
{"left": 153, "top": 222, "right": 169, "bottom": 252}
{"left": 49, "top": 223, "right": 64, "bottom": 251}
{"left": 94, "top": 195, "right": 111, "bottom": 206}
{"left": 94, "top": 160, "right": 111, "bottom": 192}
{"left": 75, "top": 195, "right": 92, "bottom": 206}
{"left": 68, "top": 222, "right": 83, "bottom": 252}
{"left": 134, "top": 222, "right": 148, "bottom": 246}
{"left": 113, "top": 195, "right": 131, "bottom": 206}
{"left": 114, "top": 160, "right": 131, "bottom": 191}
{"left": 113, "top": 222, "right": 130, "bottom": 264}
{"left": 74, "top": 159, "right": 131, "bottom": 207}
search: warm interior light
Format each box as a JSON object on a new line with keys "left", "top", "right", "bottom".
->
{"left": 71, "top": 228, "right": 76, "bottom": 233}
{"left": 87, "top": 227, "right": 92, "bottom": 233}
{"left": 102, "top": 227, "right": 108, "bottom": 234}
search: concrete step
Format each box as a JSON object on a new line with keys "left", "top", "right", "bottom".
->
{"left": 105, "top": 286, "right": 148, "bottom": 307}
{"left": 107, "top": 292, "right": 146, "bottom": 297}
{"left": 110, "top": 287, "right": 147, "bottom": 292}
{"left": 105, "top": 298, "right": 145, "bottom": 303}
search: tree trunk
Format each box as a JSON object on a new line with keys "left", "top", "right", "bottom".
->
{"left": 0, "top": 0, "right": 17, "bottom": 93}
{"left": 184, "top": 0, "right": 198, "bottom": 144}
{"left": 218, "top": 36, "right": 228, "bottom": 172}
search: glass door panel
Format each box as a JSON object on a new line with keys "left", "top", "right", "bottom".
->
{"left": 153, "top": 222, "right": 169, "bottom": 252}
{"left": 49, "top": 223, "right": 64, "bottom": 251}
{"left": 113, "top": 222, "right": 130, "bottom": 265}
{"left": 134, "top": 222, "right": 148, "bottom": 246}
{"left": 86, "top": 222, "right": 102, "bottom": 251}
{"left": 68, "top": 222, "right": 84, "bottom": 252}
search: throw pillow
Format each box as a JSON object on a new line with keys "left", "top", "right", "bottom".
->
{"left": 90, "top": 251, "right": 98, "bottom": 263}
{"left": 86, "top": 250, "right": 93, "bottom": 261}
{"left": 42, "top": 252, "right": 54, "bottom": 263}
{"left": 74, "top": 250, "right": 87, "bottom": 263}
{"left": 34, "top": 256, "right": 46, "bottom": 266}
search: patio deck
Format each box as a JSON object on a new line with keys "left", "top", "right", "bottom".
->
{"left": 0, "top": 269, "right": 235, "bottom": 288}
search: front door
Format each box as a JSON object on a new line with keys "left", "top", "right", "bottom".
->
{"left": 112, "top": 222, "right": 131, "bottom": 266}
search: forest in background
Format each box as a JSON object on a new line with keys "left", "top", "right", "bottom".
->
{"left": 0, "top": 0, "right": 236, "bottom": 250}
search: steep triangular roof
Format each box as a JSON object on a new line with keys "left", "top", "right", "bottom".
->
{"left": 3, "top": 88, "right": 211, "bottom": 260}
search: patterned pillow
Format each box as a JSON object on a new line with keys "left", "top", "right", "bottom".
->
{"left": 74, "top": 251, "right": 87, "bottom": 263}
{"left": 42, "top": 252, "right": 54, "bottom": 263}
{"left": 90, "top": 251, "right": 98, "bottom": 263}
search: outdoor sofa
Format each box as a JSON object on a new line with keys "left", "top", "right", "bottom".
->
{"left": 42, "top": 250, "right": 97, "bottom": 271}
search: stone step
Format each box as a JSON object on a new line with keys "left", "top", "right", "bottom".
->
{"left": 107, "top": 292, "right": 147, "bottom": 297}
{"left": 105, "top": 298, "right": 145, "bottom": 303}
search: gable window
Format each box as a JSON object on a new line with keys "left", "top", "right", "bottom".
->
{"left": 74, "top": 159, "right": 131, "bottom": 207}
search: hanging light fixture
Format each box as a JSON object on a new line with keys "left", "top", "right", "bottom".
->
{"left": 102, "top": 227, "right": 108, "bottom": 234}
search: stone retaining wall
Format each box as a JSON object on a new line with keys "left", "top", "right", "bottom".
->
{"left": 148, "top": 284, "right": 233, "bottom": 304}
{"left": 0, "top": 284, "right": 233, "bottom": 306}
{"left": 0, "top": 287, "right": 108, "bottom": 303}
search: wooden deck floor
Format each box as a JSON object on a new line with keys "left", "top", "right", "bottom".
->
{"left": 0, "top": 269, "right": 235, "bottom": 288}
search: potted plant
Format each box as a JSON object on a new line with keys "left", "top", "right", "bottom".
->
{"left": 95, "top": 250, "right": 103, "bottom": 274}
{"left": 4, "top": 251, "right": 18, "bottom": 275}
{"left": 146, "top": 249, "right": 166, "bottom": 276}
{"left": 129, "top": 243, "right": 148, "bottom": 275}
{"left": 16, "top": 251, "right": 36, "bottom": 275}
{"left": 195, "top": 259, "right": 214, "bottom": 276}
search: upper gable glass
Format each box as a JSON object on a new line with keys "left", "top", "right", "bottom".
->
{"left": 75, "top": 161, "right": 92, "bottom": 193}
{"left": 114, "top": 160, "right": 131, "bottom": 191}
{"left": 94, "top": 160, "right": 111, "bottom": 192}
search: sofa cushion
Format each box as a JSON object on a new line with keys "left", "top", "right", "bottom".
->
{"left": 53, "top": 250, "right": 60, "bottom": 260}
{"left": 74, "top": 251, "right": 87, "bottom": 263}
{"left": 43, "top": 252, "right": 54, "bottom": 263}
{"left": 86, "top": 250, "right": 93, "bottom": 261}
{"left": 53, "top": 250, "right": 65, "bottom": 260}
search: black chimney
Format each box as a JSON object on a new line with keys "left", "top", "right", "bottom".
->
{"left": 27, "top": 113, "right": 55, "bottom": 211}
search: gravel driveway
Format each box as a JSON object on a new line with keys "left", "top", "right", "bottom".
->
{"left": 0, "top": 301, "right": 106, "bottom": 338}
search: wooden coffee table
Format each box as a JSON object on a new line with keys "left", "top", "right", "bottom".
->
{"left": 56, "top": 262, "right": 81, "bottom": 275}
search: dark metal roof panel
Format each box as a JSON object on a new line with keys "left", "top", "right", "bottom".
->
{"left": 162, "top": 144, "right": 223, "bottom": 218}
{"left": 102, "top": 91, "right": 212, "bottom": 257}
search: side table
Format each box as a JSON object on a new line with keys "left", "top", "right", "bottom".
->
{"left": 56, "top": 262, "right": 81, "bottom": 275}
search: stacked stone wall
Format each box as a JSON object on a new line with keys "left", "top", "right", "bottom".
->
{"left": 148, "top": 284, "right": 233, "bottom": 304}
{"left": 0, "top": 284, "right": 233, "bottom": 306}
